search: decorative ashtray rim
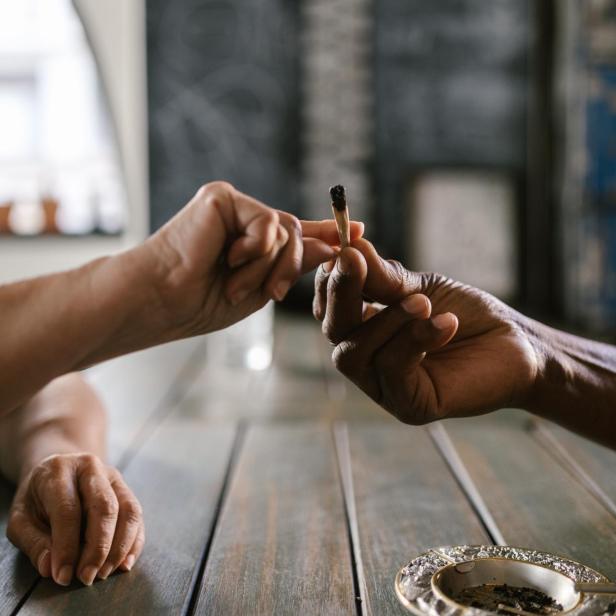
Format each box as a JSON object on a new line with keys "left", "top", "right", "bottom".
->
{"left": 395, "top": 544, "right": 615, "bottom": 616}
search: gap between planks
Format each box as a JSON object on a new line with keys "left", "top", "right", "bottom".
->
{"left": 428, "top": 423, "right": 505, "bottom": 546}
{"left": 183, "top": 422, "right": 247, "bottom": 616}
{"left": 11, "top": 340, "right": 209, "bottom": 615}
{"left": 531, "top": 421, "right": 616, "bottom": 519}
{"left": 333, "top": 422, "right": 369, "bottom": 616}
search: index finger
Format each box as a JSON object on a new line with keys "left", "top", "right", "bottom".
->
{"left": 301, "top": 220, "right": 364, "bottom": 245}
{"left": 323, "top": 248, "right": 367, "bottom": 344}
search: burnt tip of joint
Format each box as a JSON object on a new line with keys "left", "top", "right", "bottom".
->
{"left": 329, "top": 184, "right": 347, "bottom": 211}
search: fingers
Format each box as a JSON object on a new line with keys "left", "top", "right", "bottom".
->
{"left": 313, "top": 260, "right": 335, "bottom": 321}
{"left": 331, "top": 295, "right": 433, "bottom": 398}
{"left": 200, "top": 183, "right": 280, "bottom": 267}
{"left": 76, "top": 457, "right": 120, "bottom": 585}
{"left": 6, "top": 506, "right": 52, "bottom": 578}
{"left": 45, "top": 469, "right": 82, "bottom": 586}
{"left": 261, "top": 212, "right": 304, "bottom": 301}
{"left": 119, "top": 522, "right": 145, "bottom": 573}
{"left": 225, "top": 224, "right": 289, "bottom": 306}
{"left": 373, "top": 314, "right": 459, "bottom": 422}
{"left": 98, "top": 468, "right": 144, "bottom": 580}
{"left": 301, "top": 238, "right": 338, "bottom": 274}
{"left": 301, "top": 219, "right": 364, "bottom": 245}
{"left": 322, "top": 248, "right": 368, "bottom": 344}
{"left": 352, "top": 238, "right": 427, "bottom": 305}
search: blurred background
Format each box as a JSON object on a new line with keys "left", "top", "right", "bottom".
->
{"left": 0, "top": 0, "right": 615, "bottom": 335}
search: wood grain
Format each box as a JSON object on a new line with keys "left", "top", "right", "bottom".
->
{"left": 344, "top": 423, "right": 489, "bottom": 616}
{"left": 193, "top": 423, "right": 356, "bottom": 615}
{"left": 18, "top": 420, "right": 237, "bottom": 615}
{"left": 0, "top": 340, "right": 206, "bottom": 615}
{"left": 180, "top": 315, "right": 340, "bottom": 420}
{"left": 533, "top": 420, "right": 616, "bottom": 516}
{"left": 440, "top": 410, "right": 616, "bottom": 579}
{"left": 0, "top": 477, "right": 40, "bottom": 615}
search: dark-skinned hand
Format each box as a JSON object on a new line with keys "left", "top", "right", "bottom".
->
{"left": 313, "top": 239, "right": 541, "bottom": 424}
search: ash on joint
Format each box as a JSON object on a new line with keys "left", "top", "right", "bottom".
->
{"left": 330, "top": 184, "right": 347, "bottom": 211}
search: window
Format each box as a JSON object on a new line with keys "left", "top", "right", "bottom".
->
{"left": 0, "top": 0, "right": 126, "bottom": 236}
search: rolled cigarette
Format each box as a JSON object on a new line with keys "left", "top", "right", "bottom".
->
{"left": 329, "top": 184, "right": 350, "bottom": 248}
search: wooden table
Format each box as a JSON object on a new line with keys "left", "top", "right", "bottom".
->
{"left": 1, "top": 314, "right": 616, "bottom": 615}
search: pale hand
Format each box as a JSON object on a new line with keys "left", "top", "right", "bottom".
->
{"left": 7, "top": 453, "right": 144, "bottom": 586}
{"left": 138, "top": 181, "right": 364, "bottom": 337}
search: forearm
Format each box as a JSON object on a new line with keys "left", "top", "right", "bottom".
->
{"left": 0, "top": 374, "right": 107, "bottom": 483}
{"left": 0, "top": 243, "right": 172, "bottom": 415}
{"left": 526, "top": 318, "right": 616, "bottom": 447}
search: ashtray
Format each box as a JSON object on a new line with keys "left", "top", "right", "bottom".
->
{"left": 395, "top": 545, "right": 616, "bottom": 615}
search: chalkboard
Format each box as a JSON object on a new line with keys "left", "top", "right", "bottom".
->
{"left": 146, "top": 0, "right": 300, "bottom": 230}
{"left": 375, "top": 0, "right": 530, "bottom": 256}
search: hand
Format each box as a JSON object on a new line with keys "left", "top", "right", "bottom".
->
{"left": 7, "top": 453, "right": 144, "bottom": 586}
{"left": 314, "top": 239, "right": 542, "bottom": 424}
{"left": 139, "top": 181, "right": 363, "bottom": 336}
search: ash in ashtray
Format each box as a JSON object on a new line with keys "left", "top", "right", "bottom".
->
{"left": 451, "top": 583, "right": 564, "bottom": 615}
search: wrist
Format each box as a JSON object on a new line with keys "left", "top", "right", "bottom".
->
{"left": 74, "top": 243, "right": 180, "bottom": 368}
{"left": 515, "top": 317, "right": 568, "bottom": 418}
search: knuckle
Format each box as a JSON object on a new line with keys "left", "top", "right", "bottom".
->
{"left": 89, "top": 544, "right": 112, "bottom": 563}
{"left": 94, "top": 495, "right": 120, "bottom": 519}
{"left": 122, "top": 499, "right": 143, "bottom": 524}
{"left": 285, "top": 214, "right": 302, "bottom": 236}
{"left": 106, "top": 466, "right": 123, "bottom": 482}
{"left": 331, "top": 341, "right": 358, "bottom": 375}
{"left": 79, "top": 453, "right": 100, "bottom": 469}
{"left": 43, "top": 454, "right": 67, "bottom": 474}
{"left": 265, "top": 208, "right": 279, "bottom": 227}
{"left": 321, "top": 319, "right": 336, "bottom": 343}
{"left": 312, "top": 295, "right": 323, "bottom": 322}
{"left": 6, "top": 514, "right": 23, "bottom": 544}
{"left": 197, "top": 180, "right": 234, "bottom": 200}
{"left": 56, "top": 499, "right": 80, "bottom": 521}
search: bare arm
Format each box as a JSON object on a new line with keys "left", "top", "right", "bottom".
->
{"left": 0, "top": 373, "right": 106, "bottom": 482}
{"left": 0, "top": 182, "right": 359, "bottom": 416}
{"left": 0, "top": 374, "right": 144, "bottom": 586}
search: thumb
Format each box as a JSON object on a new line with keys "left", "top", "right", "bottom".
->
{"left": 351, "top": 238, "right": 427, "bottom": 305}
{"left": 7, "top": 511, "right": 52, "bottom": 577}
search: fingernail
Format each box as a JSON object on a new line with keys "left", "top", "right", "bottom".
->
{"left": 37, "top": 550, "right": 51, "bottom": 576}
{"left": 230, "top": 289, "right": 249, "bottom": 306}
{"left": 80, "top": 565, "right": 98, "bottom": 586}
{"left": 401, "top": 295, "right": 427, "bottom": 316}
{"left": 273, "top": 281, "right": 290, "bottom": 302}
{"left": 79, "top": 565, "right": 99, "bottom": 586}
{"left": 56, "top": 565, "right": 73, "bottom": 586}
{"left": 123, "top": 554, "right": 135, "bottom": 571}
{"left": 98, "top": 563, "right": 114, "bottom": 580}
{"left": 336, "top": 253, "right": 352, "bottom": 275}
{"left": 432, "top": 313, "right": 454, "bottom": 330}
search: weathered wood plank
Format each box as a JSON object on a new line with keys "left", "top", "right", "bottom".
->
{"left": 345, "top": 423, "right": 489, "bottom": 616}
{"left": 193, "top": 423, "right": 355, "bottom": 615}
{"left": 18, "top": 420, "right": 237, "bottom": 615}
{"left": 181, "top": 314, "right": 335, "bottom": 420}
{"left": 440, "top": 410, "right": 616, "bottom": 579}
{"left": 0, "top": 340, "right": 206, "bottom": 615}
{"left": 0, "top": 478, "right": 39, "bottom": 615}
{"left": 533, "top": 420, "right": 616, "bottom": 516}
